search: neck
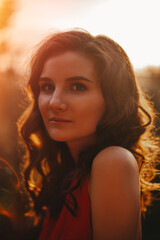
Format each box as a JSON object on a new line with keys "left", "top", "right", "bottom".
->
{"left": 66, "top": 135, "right": 97, "bottom": 163}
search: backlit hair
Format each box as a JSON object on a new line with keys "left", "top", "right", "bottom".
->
{"left": 18, "top": 28, "right": 160, "bottom": 218}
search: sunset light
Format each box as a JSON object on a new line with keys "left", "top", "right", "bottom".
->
{"left": 5, "top": 0, "right": 160, "bottom": 70}
{"left": 0, "top": 1, "right": 160, "bottom": 239}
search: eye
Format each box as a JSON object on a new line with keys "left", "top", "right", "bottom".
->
{"left": 71, "top": 83, "right": 87, "bottom": 92}
{"left": 39, "top": 83, "right": 54, "bottom": 93}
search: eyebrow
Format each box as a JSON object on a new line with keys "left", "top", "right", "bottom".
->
{"left": 66, "top": 76, "right": 94, "bottom": 83}
{"left": 39, "top": 76, "right": 94, "bottom": 83}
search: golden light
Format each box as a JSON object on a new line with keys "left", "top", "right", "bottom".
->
{"left": 57, "top": 152, "right": 62, "bottom": 164}
{"left": 28, "top": 168, "right": 43, "bottom": 195}
{"left": 0, "top": 0, "right": 16, "bottom": 29}
{"left": 29, "top": 133, "right": 42, "bottom": 148}
{"left": 0, "top": 205, "right": 13, "bottom": 218}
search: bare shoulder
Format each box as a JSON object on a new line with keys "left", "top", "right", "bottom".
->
{"left": 89, "top": 146, "right": 141, "bottom": 240}
{"left": 89, "top": 146, "right": 140, "bottom": 200}
{"left": 90, "top": 146, "right": 139, "bottom": 180}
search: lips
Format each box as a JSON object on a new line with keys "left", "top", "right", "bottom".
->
{"left": 48, "top": 117, "right": 72, "bottom": 127}
{"left": 49, "top": 117, "right": 72, "bottom": 123}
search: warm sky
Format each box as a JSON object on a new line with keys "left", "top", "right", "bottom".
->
{"left": 6, "top": 0, "right": 160, "bottom": 70}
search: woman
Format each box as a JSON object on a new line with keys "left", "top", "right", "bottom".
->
{"left": 18, "top": 29, "right": 160, "bottom": 240}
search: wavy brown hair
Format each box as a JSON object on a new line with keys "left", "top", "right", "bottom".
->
{"left": 18, "top": 29, "right": 160, "bottom": 218}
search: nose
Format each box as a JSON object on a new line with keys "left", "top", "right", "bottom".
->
{"left": 49, "top": 89, "right": 67, "bottom": 111}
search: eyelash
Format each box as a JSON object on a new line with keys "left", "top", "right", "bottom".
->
{"left": 39, "top": 83, "right": 54, "bottom": 92}
{"left": 39, "top": 82, "right": 87, "bottom": 93}
{"left": 71, "top": 83, "right": 87, "bottom": 92}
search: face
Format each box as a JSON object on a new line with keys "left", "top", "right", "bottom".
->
{"left": 38, "top": 51, "right": 105, "bottom": 148}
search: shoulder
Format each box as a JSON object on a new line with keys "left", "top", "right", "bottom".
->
{"left": 90, "top": 146, "right": 139, "bottom": 181}
{"left": 89, "top": 146, "right": 141, "bottom": 239}
{"left": 89, "top": 146, "right": 140, "bottom": 196}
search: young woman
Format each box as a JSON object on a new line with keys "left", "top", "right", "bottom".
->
{"left": 18, "top": 29, "right": 160, "bottom": 240}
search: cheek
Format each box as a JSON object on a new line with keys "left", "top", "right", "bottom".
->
{"left": 92, "top": 94, "right": 105, "bottom": 117}
{"left": 38, "top": 97, "right": 43, "bottom": 115}
{"left": 79, "top": 98, "right": 105, "bottom": 126}
{"left": 38, "top": 96, "right": 48, "bottom": 118}
{"left": 92, "top": 104, "right": 105, "bottom": 125}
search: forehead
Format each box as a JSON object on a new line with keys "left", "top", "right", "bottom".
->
{"left": 43, "top": 51, "right": 93, "bottom": 67}
{"left": 41, "top": 51, "right": 97, "bottom": 78}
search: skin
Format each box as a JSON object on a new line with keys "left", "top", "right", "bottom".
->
{"left": 89, "top": 146, "right": 141, "bottom": 240}
{"left": 38, "top": 51, "right": 105, "bottom": 161}
{"left": 38, "top": 50, "right": 141, "bottom": 239}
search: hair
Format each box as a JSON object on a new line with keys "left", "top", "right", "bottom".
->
{"left": 18, "top": 28, "right": 160, "bottom": 219}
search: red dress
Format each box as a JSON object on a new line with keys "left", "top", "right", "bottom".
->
{"left": 39, "top": 176, "right": 92, "bottom": 240}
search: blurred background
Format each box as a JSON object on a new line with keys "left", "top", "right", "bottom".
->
{"left": 0, "top": 0, "right": 160, "bottom": 239}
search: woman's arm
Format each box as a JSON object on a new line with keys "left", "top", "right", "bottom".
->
{"left": 89, "top": 146, "right": 141, "bottom": 240}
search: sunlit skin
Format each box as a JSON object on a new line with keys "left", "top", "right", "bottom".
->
{"left": 38, "top": 51, "right": 106, "bottom": 161}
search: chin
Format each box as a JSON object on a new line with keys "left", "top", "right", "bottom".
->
{"left": 48, "top": 133, "right": 69, "bottom": 142}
